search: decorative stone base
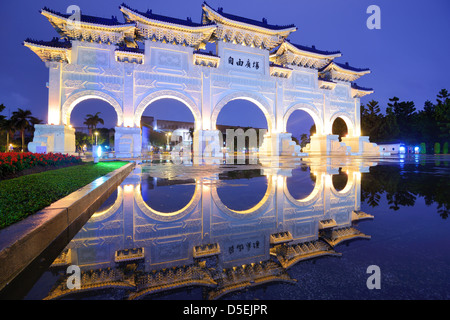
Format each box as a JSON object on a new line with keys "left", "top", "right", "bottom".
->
{"left": 303, "top": 135, "right": 382, "bottom": 156}
{"left": 303, "top": 134, "right": 351, "bottom": 156}
{"left": 192, "top": 130, "right": 223, "bottom": 164}
{"left": 114, "top": 126, "right": 142, "bottom": 158}
{"left": 259, "top": 132, "right": 304, "bottom": 157}
{"left": 28, "top": 124, "right": 75, "bottom": 154}
{"left": 341, "top": 136, "right": 382, "bottom": 155}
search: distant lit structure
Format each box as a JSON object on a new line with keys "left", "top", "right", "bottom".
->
{"left": 378, "top": 142, "right": 420, "bottom": 154}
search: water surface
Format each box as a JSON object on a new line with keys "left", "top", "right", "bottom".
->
{"left": 12, "top": 155, "right": 450, "bottom": 299}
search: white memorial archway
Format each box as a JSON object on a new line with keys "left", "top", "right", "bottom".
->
{"left": 25, "top": 3, "right": 381, "bottom": 157}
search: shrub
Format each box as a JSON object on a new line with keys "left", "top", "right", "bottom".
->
{"left": 419, "top": 142, "right": 426, "bottom": 154}
{"left": 434, "top": 142, "right": 441, "bottom": 154}
{"left": 0, "top": 152, "right": 81, "bottom": 178}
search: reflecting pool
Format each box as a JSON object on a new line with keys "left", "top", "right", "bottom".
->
{"left": 15, "top": 155, "right": 450, "bottom": 299}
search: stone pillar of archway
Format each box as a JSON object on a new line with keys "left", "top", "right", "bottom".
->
{"left": 114, "top": 126, "right": 142, "bottom": 158}
{"left": 304, "top": 134, "right": 349, "bottom": 156}
{"left": 259, "top": 132, "right": 304, "bottom": 157}
{"left": 28, "top": 61, "right": 76, "bottom": 154}
{"left": 339, "top": 100, "right": 381, "bottom": 155}
{"left": 192, "top": 130, "right": 223, "bottom": 164}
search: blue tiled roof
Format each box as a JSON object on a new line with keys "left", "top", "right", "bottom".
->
{"left": 335, "top": 62, "right": 370, "bottom": 72}
{"left": 193, "top": 50, "right": 219, "bottom": 57}
{"left": 24, "top": 37, "right": 72, "bottom": 48}
{"left": 116, "top": 46, "right": 145, "bottom": 54}
{"left": 351, "top": 83, "right": 373, "bottom": 91}
{"left": 319, "top": 61, "right": 370, "bottom": 73}
{"left": 288, "top": 41, "right": 341, "bottom": 56}
{"left": 202, "top": 2, "right": 296, "bottom": 31}
{"left": 42, "top": 7, "right": 132, "bottom": 26}
{"left": 120, "top": 3, "right": 212, "bottom": 27}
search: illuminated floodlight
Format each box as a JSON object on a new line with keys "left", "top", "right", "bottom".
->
{"left": 414, "top": 146, "right": 419, "bottom": 153}
{"left": 97, "top": 145, "right": 102, "bottom": 157}
{"left": 399, "top": 146, "right": 406, "bottom": 154}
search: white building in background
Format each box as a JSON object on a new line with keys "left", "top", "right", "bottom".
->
{"left": 378, "top": 143, "right": 403, "bottom": 154}
{"left": 25, "top": 3, "right": 381, "bottom": 158}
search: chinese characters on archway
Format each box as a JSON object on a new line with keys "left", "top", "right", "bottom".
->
{"left": 227, "top": 56, "right": 260, "bottom": 71}
{"left": 228, "top": 240, "right": 260, "bottom": 255}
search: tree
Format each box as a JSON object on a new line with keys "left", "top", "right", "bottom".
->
{"left": 386, "top": 97, "right": 417, "bottom": 142}
{"left": 361, "top": 100, "right": 383, "bottom": 141}
{"left": 1, "top": 119, "right": 16, "bottom": 151}
{"left": 377, "top": 103, "right": 400, "bottom": 142}
{"left": 413, "top": 100, "right": 439, "bottom": 146}
{"left": 0, "top": 104, "right": 5, "bottom": 123}
{"left": 84, "top": 112, "right": 104, "bottom": 136}
{"left": 300, "top": 133, "right": 309, "bottom": 148}
{"left": 435, "top": 89, "right": 450, "bottom": 141}
{"left": 11, "top": 108, "right": 40, "bottom": 152}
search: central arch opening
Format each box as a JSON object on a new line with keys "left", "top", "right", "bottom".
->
{"left": 332, "top": 117, "right": 348, "bottom": 141}
{"left": 216, "top": 170, "right": 269, "bottom": 212}
{"left": 215, "top": 99, "right": 269, "bottom": 158}
{"left": 140, "top": 98, "right": 196, "bottom": 154}
{"left": 140, "top": 177, "right": 196, "bottom": 213}
{"left": 332, "top": 168, "right": 349, "bottom": 192}
{"left": 286, "top": 166, "right": 317, "bottom": 200}
{"left": 285, "top": 109, "right": 317, "bottom": 150}
{"left": 69, "top": 99, "right": 118, "bottom": 153}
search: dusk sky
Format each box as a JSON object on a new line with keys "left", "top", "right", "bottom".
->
{"left": 0, "top": 0, "right": 449, "bottom": 139}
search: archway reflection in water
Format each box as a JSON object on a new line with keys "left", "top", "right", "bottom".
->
{"left": 21, "top": 156, "right": 450, "bottom": 300}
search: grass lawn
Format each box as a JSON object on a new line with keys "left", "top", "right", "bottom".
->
{"left": 0, "top": 161, "right": 129, "bottom": 229}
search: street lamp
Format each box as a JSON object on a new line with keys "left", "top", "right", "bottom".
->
{"left": 166, "top": 132, "right": 172, "bottom": 151}
{"left": 94, "top": 131, "right": 99, "bottom": 146}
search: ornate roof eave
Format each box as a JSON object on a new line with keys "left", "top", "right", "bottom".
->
{"left": 40, "top": 8, "right": 138, "bottom": 48}
{"left": 41, "top": 9, "right": 137, "bottom": 33}
{"left": 193, "top": 51, "right": 221, "bottom": 68}
{"left": 351, "top": 84, "right": 374, "bottom": 98}
{"left": 115, "top": 48, "right": 145, "bottom": 64}
{"left": 201, "top": 2, "right": 297, "bottom": 36}
{"left": 269, "top": 63, "right": 292, "bottom": 78}
{"left": 119, "top": 5, "right": 217, "bottom": 34}
{"left": 270, "top": 41, "right": 342, "bottom": 70}
{"left": 320, "top": 61, "right": 371, "bottom": 82}
{"left": 277, "top": 41, "right": 342, "bottom": 60}
{"left": 23, "top": 40, "right": 72, "bottom": 64}
{"left": 318, "top": 78, "right": 337, "bottom": 90}
{"left": 320, "top": 226, "right": 371, "bottom": 247}
{"left": 119, "top": 5, "right": 216, "bottom": 48}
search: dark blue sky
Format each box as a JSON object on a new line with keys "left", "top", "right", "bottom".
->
{"left": 1, "top": 0, "right": 449, "bottom": 139}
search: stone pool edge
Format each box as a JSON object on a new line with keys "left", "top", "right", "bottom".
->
{"left": 0, "top": 161, "right": 136, "bottom": 292}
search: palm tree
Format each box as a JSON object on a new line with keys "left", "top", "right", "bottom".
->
{"left": 11, "top": 108, "right": 36, "bottom": 152}
{"left": 85, "top": 112, "right": 104, "bottom": 131}
{"left": 84, "top": 112, "right": 104, "bottom": 139}
{"left": 0, "top": 103, "right": 5, "bottom": 123}
{"left": 1, "top": 119, "right": 17, "bottom": 152}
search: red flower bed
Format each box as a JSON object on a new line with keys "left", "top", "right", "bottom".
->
{"left": 0, "top": 152, "right": 82, "bottom": 178}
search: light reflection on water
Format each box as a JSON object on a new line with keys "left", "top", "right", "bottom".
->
{"left": 22, "top": 155, "right": 450, "bottom": 300}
